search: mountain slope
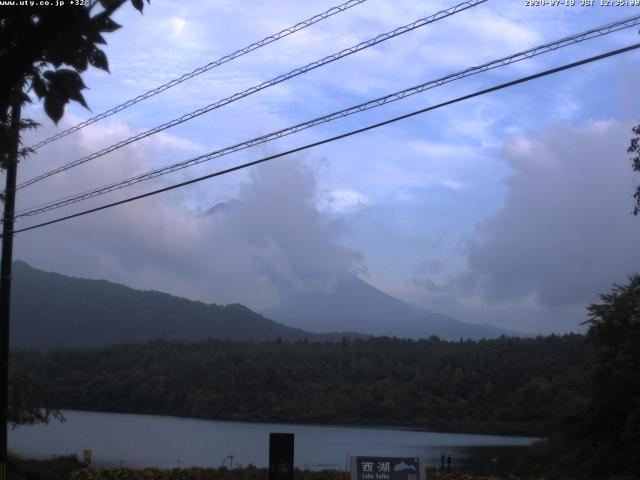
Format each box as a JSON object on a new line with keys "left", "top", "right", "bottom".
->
{"left": 9, "top": 261, "right": 320, "bottom": 350}
{"left": 264, "top": 271, "right": 521, "bottom": 340}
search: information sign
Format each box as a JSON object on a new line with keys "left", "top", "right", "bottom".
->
{"left": 351, "top": 456, "right": 421, "bottom": 480}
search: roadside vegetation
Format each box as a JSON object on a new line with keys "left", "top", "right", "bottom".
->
{"left": 7, "top": 456, "right": 543, "bottom": 480}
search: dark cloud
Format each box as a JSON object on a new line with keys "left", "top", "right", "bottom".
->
{"left": 415, "top": 259, "right": 444, "bottom": 275}
{"left": 13, "top": 121, "right": 361, "bottom": 311}
{"left": 15, "top": 116, "right": 638, "bottom": 335}
{"left": 463, "top": 120, "right": 640, "bottom": 308}
{"left": 403, "top": 120, "right": 640, "bottom": 334}
{"left": 411, "top": 260, "right": 448, "bottom": 293}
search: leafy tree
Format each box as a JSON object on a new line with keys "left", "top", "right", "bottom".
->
{"left": 519, "top": 276, "right": 640, "bottom": 479}
{"left": 1, "top": 0, "right": 150, "bottom": 176}
{"left": 7, "top": 372, "right": 64, "bottom": 428}
{"left": 629, "top": 125, "right": 640, "bottom": 215}
{"left": 0, "top": 0, "right": 149, "bottom": 123}
{"left": 627, "top": 125, "right": 640, "bottom": 215}
{"left": 1, "top": 0, "right": 150, "bottom": 431}
{"left": 582, "top": 275, "right": 640, "bottom": 477}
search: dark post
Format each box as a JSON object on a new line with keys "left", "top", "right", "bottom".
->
{"left": 0, "top": 100, "right": 21, "bottom": 480}
{"left": 269, "top": 433, "right": 294, "bottom": 480}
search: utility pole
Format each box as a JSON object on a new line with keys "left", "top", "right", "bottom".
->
{"left": 0, "top": 100, "right": 22, "bottom": 480}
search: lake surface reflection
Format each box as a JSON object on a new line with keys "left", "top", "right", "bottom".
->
{"left": 9, "top": 410, "right": 537, "bottom": 474}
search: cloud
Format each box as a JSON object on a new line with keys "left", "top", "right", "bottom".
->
{"left": 399, "top": 120, "right": 640, "bottom": 334}
{"left": 318, "top": 188, "right": 369, "bottom": 213}
{"left": 169, "top": 17, "right": 187, "bottom": 39}
{"left": 460, "top": 120, "right": 640, "bottom": 309}
{"left": 13, "top": 121, "right": 361, "bottom": 311}
{"left": 216, "top": 158, "right": 363, "bottom": 294}
{"left": 13, "top": 0, "right": 639, "bottom": 338}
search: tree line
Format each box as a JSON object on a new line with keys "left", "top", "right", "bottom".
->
{"left": 11, "top": 334, "right": 588, "bottom": 436}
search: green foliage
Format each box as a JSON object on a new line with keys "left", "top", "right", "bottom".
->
{"left": 518, "top": 276, "right": 640, "bottom": 479}
{"left": 67, "top": 466, "right": 534, "bottom": 480}
{"left": 40, "top": 69, "right": 89, "bottom": 123}
{"left": 6, "top": 457, "right": 544, "bottom": 480}
{"left": 1, "top": 0, "right": 149, "bottom": 430}
{"left": 8, "top": 460, "right": 544, "bottom": 480}
{"left": 69, "top": 465, "right": 271, "bottom": 480}
{"left": 0, "top": 0, "right": 148, "bottom": 123}
{"left": 8, "top": 462, "right": 344, "bottom": 480}
{"left": 629, "top": 125, "right": 640, "bottom": 215}
{"left": 7, "top": 454, "right": 84, "bottom": 480}
{"left": 7, "top": 371, "right": 64, "bottom": 428}
{"left": 581, "top": 275, "right": 640, "bottom": 477}
{"left": 12, "top": 335, "right": 588, "bottom": 436}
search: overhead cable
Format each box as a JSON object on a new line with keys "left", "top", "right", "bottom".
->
{"left": 13, "top": 42, "right": 640, "bottom": 235}
{"left": 27, "top": 0, "right": 370, "bottom": 151}
{"left": 16, "top": 0, "right": 488, "bottom": 191}
{"left": 15, "top": 14, "right": 640, "bottom": 218}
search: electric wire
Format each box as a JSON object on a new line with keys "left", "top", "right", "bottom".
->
{"left": 16, "top": 0, "right": 487, "bottom": 191}
{"left": 27, "top": 0, "right": 370, "bottom": 151}
{"left": 13, "top": 42, "right": 640, "bottom": 235}
{"left": 14, "top": 14, "right": 640, "bottom": 219}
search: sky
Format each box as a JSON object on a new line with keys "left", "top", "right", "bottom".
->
{"left": 11, "top": 0, "right": 640, "bottom": 334}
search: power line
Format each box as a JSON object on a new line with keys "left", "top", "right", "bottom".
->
{"left": 14, "top": 14, "right": 640, "bottom": 219}
{"left": 13, "top": 42, "right": 640, "bottom": 235}
{"left": 16, "top": 0, "right": 487, "bottom": 191}
{"left": 27, "top": 0, "right": 370, "bottom": 151}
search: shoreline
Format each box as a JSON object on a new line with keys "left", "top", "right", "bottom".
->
{"left": 43, "top": 408, "right": 542, "bottom": 440}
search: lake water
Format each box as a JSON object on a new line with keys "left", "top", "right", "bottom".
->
{"left": 9, "top": 410, "right": 538, "bottom": 475}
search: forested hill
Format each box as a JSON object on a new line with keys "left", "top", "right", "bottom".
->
{"left": 9, "top": 261, "right": 519, "bottom": 349}
{"left": 9, "top": 261, "right": 324, "bottom": 349}
{"left": 11, "top": 335, "right": 589, "bottom": 436}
